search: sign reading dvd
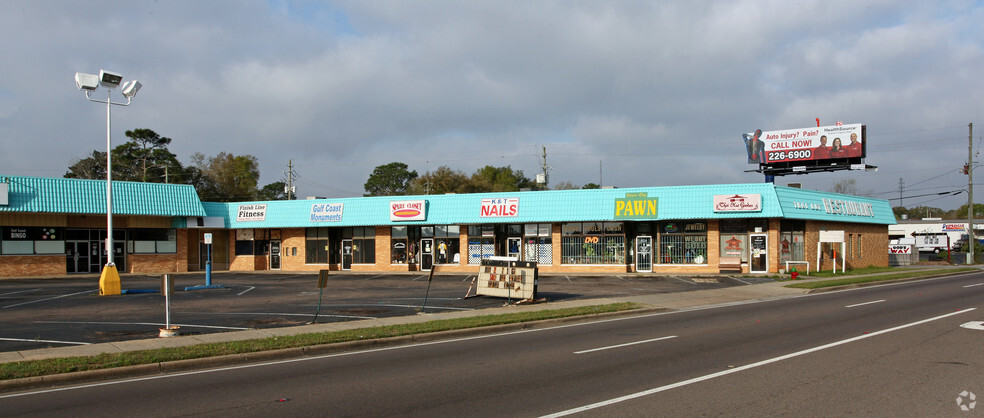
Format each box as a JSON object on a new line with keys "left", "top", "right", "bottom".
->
{"left": 390, "top": 200, "right": 426, "bottom": 221}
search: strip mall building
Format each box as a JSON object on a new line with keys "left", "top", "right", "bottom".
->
{"left": 0, "top": 175, "right": 895, "bottom": 277}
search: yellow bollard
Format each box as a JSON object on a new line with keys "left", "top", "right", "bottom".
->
{"left": 99, "top": 265, "right": 121, "bottom": 295}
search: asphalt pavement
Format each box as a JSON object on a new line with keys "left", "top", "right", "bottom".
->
{"left": 0, "top": 267, "right": 975, "bottom": 391}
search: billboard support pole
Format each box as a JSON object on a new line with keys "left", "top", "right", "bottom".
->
{"left": 969, "top": 122, "right": 975, "bottom": 264}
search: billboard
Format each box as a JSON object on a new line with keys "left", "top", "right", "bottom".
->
{"left": 743, "top": 123, "right": 864, "bottom": 165}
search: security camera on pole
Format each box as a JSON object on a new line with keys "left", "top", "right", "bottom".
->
{"left": 75, "top": 70, "right": 142, "bottom": 296}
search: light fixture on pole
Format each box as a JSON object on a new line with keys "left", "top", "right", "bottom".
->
{"left": 75, "top": 69, "right": 142, "bottom": 296}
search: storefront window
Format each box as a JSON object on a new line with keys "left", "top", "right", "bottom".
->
{"left": 719, "top": 220, "right": 748, "bottom": 262}
{"left": 434, "top": 225, "right": 460, "bottom": 264}
{"left": 467, "top": 225, "right": 495, "bottom": 265}
{"left": 306, "top": 228, "right": 330, "bottom": 264}
{"left": 658, "top": 221, "right": 706, "bottom": 264}
{"left": 350, "top": 227, "right": 375, "bottom": 264}
{"left": 779, "top": 220, "right": 805, "bottom": 264}
{"left": 1, "top": 227, "right": 65, "bottom": 255}
{"left": 522, "top": 224, "right": 552, "bottom": 264}
{"left": 561, "top": 222, "right": 625, "bottom": 264}
{"left": 127, "top": 229, "right": 177, "bottom": 254}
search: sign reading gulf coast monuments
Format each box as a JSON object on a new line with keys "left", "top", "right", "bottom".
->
{"left": 310, "top": 203, "right": 344, "bottom": 222}
{"left": 236, "top": 204, "right": 267, "bottom": 222}
{"left": 615, "top": 193, "right": 658, "bottom": 219}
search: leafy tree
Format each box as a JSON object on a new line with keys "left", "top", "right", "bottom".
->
{"left": 464, "top": 165, "right": 532, "bottom": 193}
{"left": 551, "top": 181, "right": 579, "bottom": 190}
{"left": 582, "top": 183, "right": 601, "bottom": 189}
{"left": 954, "top": 203, "right": 984, "bottom": 219}
{"left": 258, "top": 181, "right": 290, "bottom": 200}
{"left": 364, "top": 162, "right": 418, "bottom": 196}
{"left": 65, "top": 150, "right": 107, "bottom": 179}
{"left": 190, "top": 152, "right": 261, "bottom": 202}
{"left": 407, "top": 166, "right": 469, "bottom": 195}
{"left": 65, "top": 128, "right": 182, "bottom": 183}
{"left": 831, "top": 179, "right": 858, "bottom": 195}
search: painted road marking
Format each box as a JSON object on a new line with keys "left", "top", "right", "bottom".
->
{"left": 0, "top": 288, "right": 41, "bottom": 297}
{"left": 575, "top": 336, "right": 677, "bottom": 354}
{"left": 960, "top": 321, "right": 984, "bottom": 330}
{"left": 963, "top": 283, "right": 984, "bottom": 288}
{"left": 0, "top": 337, "right": 90, "bottom": 345}
{"left": 2, "top": 289, "right": 97, "bottom": 309}
{"left": 671, "top": 277, "right": 697, "bottom": 286}
{"left": 542, "top": 308, "right": 977, "bottom": 417}
{"left": 34, "top": 321, "right": 249, "bottom": 330}
{"left": 217, "top": 312, "right": 377, "bottom": 320}
{"left": 845, "top": 300, "right": 886, "bottom": 308}
{"left": 237, "top": 286, "right": 256, "bottom": 296}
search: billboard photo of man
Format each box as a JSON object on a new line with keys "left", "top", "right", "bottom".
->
{"left": 743, "top": 129, "right": 764, "bottom": 164}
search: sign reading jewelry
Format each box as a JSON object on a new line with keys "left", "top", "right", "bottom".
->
{"left": 713, "top": 194, "right": 762, "bottom": 212}
{"left": 480, "top": 198, "right": 519, "bottom": 217}
{"left": 614, "top": 193, "right": 658, "bottom": 219}
{"left": 236, "top": 204, "right": 267, "bottom": 222}
{"left": 310, "top": 203, "right": 343, "bottom": 222}
{"left": 390, "top": 200, "right": 426, "bottom": 221}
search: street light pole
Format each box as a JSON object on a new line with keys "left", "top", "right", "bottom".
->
{"left": 76, "top": 70, "right": 141, "bottom": 295}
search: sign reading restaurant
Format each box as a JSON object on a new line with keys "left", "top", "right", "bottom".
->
{"left": 713, "top": 194, "right": 762, "bottom": 212}
{"left": 391, "top": 200, "right": 426, "bottom": 221}
{"left": 614, "top": 192, "right": 658, "bottom": 219}
{"left": 237, "top": 204, "right": 267, "bottom": 222}
{"left": 481, "top": 198, "right": 519, "bottom": 217}
{"left": 310, "top": 203, "right": 344, "bottom": 222}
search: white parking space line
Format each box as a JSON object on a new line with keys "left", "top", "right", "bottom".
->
{"left": 363, "top": 275, "right": 388, "bottom": 281}
{"left": 542, "top": 308, "right": 977, "bottom": 417}
{"left": 34, "top": 321, "right": 250, "bottom": 330}
{"left": 0, "top": 288, "right": 42, "bottom": 297}
{"left": 963, "top": 283, "right": 984, "bottom": 288}
{"left": 671, "top": 277, "right": 697, "bottom": 285}
{"left": 0, "top": 337, "right": 90, "bottom": 345}
{"left": 217, "top": 312, "right": 376, "bottom": 320}
{"left": 730, "top": 277, "right": 753, "bottom": 285}
{"left": 2, "top": 289, "right": 97, "bottom": 309}
{"left": 575, "top": 336, "right": 677, "bottom": 354}
{"left": 845, "top": 300, "right": 886, "bottom": 308}
{"left": 236, "top": 286, "right": 256, "bottom": 296}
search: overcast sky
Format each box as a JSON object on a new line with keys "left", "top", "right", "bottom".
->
{"left": 1, "top": 1, "right": 982, "bottom": 211}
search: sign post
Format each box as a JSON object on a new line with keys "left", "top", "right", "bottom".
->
{"left": 420, "top": 266, "right": 436, "bottom": 313}
{"left": 186, "top": 232, "right": 224, "bottom": 291}
{"left": 311, "top": 269, "right": 329, "bottom": 323}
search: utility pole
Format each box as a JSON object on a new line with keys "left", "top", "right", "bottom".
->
{"left": 284, "top": 159, "right": 298, "bottom": 200}
{"left": 536, "top": 145, "right": 550, "bottom": 190}
{"left": 898, "top": 178, "right": 904, "bottom": 208}
{"left": 969, "top": 123, "right": 975, "bottom": 262}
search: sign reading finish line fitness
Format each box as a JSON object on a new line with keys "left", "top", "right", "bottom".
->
{"left": 236, "top": 204, "right": 267, "bottom": 222}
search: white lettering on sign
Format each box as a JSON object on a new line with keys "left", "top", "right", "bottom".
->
{"left": 481, "top": 198, "right": 519, "bottom": 217}
{"left": 889, "top": 245, "right": 912, "bottom": 254}
{"left": 310, "top": 203, "right": 344, "bottom": 222}
{"left": 236, "top": 204, "right": 267, "bottom": 222}
{"left": 822, "top": 198, "right": 874, "bottom": 217}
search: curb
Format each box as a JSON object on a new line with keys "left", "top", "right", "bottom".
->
{"left": 0, "top": 307, "right": 661, "bottom": 393}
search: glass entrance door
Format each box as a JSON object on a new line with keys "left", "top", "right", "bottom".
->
{"left": 420, "top": 238, "right": 434, "bottom": 270}
{"left": 635, "top": 236, "right": 652, "bottom": 273}
{"left": 65, "top": 241, "right": 89, "bottom": 274}
{"left": 341, "top": 239, "right": 353, "bottom": 270}
{"left": 270, "top": 240, "right": 281, "bottom": 270}
{"left": 750, "top": 233, "right": 768, "bottom": 273}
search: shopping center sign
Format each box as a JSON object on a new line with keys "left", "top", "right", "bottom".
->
{"left": 614, "top": 193, "right": 658, "bottom": 219}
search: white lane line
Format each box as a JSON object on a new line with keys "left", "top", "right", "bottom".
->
{"left": 0, "top": 288, "right": 42, "bottom": 297}
{"left": 575, "top": 336, "right": 677, "bottom": 354}
{"left": 34, "top": 321, "right": 249, "bottom": 330}
{"left": 671, "top": 277, "right": 697, "bottom": 286}
{"left": 845, "top": 300, "right": 886, "bottom": 308}
{"left": 541, "top": 308, "right": 977, "bottom": 417}
{"left": 963, "top": 283, "right": 984, "bottom": 288}
{"left": 0, "top": 337, "right": 90, "bottom": 345}
{"left": 237, "top": 286, "right": 256, "bottom": 296}
{"left": 2, "top": 289, "right": 97, "bottom": 309}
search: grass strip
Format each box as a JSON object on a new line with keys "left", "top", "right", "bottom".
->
{"left": 0, "top": 302, "right": 640, "bottom": 381}
{"left": 785, "top": 268, "right": 977, "bottom": 289}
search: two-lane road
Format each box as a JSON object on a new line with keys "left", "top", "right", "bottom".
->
{"left": 3, "top": 272, "right": 982, "bottom": 416}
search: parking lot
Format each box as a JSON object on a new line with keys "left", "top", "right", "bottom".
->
{"left": 0, "top": 271, "right": 764, "bottom": 353}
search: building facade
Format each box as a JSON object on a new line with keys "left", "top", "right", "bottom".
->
{"left": 0, "top": 176, "right": 895, "bottom": 277}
